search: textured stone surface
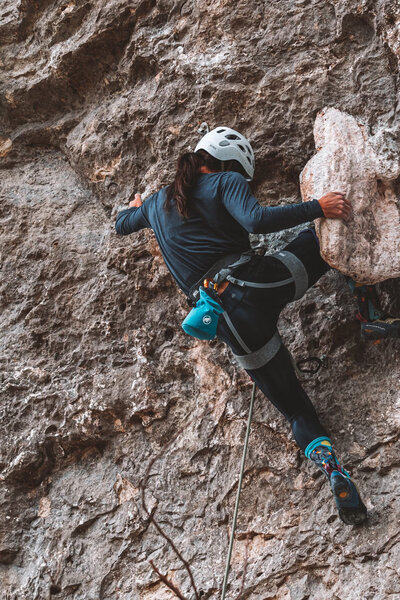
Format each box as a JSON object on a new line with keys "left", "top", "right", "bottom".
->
{"left": 300, "top": 107, "right": 400, "bottom": 283}
{"left": 1, "top": 1, "right": 400, "bottom": 599}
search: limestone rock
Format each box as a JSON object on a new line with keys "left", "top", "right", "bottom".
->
{"left": 0, "top": 136, "right": 12, "bottom": 156}
{"left": 300, "top": 107, "right": 400, "bottom": 283}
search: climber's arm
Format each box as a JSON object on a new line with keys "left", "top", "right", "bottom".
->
{"left": 220, "top": 173, "right": 351, "bottom": 234}
{"left": 115, "top": 194, "right": 150, "bottom": 235}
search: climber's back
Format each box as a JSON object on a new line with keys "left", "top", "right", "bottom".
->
{"left": 115, "top": 171, "right": 254, "bottom": 294}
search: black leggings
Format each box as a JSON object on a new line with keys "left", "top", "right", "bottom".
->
{"left": 216, "top": 229, "right": 331, "bottom": 451}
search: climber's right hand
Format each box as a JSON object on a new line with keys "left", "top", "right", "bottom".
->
{"left": 318, "top": 192, "right": 351, "bottom": 220}
{"left": 129, "top": 193, "right": 142, "bottom": 208}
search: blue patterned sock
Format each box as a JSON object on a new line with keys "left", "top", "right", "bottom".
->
{"left": 305, "top": 437, "right": 350, "bottom": 479}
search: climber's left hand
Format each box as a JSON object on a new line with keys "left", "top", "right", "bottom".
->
{"left": 129, "top": 193, "right": 142, "bottom": 208}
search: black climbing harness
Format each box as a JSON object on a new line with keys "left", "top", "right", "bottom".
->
{"left": 187, "top": 248, "right": 311, "bottom": 372}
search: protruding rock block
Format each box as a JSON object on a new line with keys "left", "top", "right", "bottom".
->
{"left": 300, "top": 107, "right": 400, "bottom": 283}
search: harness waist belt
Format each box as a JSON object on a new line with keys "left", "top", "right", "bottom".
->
{"left": 226, "top": 250, "right": 308, "bottom": 299}
{"left": 187, "top": 251, "right": 252, "bottom": 304}
{"left": 222, "top": 250, "right": 308, "bottom": 301}
{"left": 226, "top": 275, "right": 294, "bottom": 289}
{"left": 188, "top": 248, "right": 308, "bottom": 305}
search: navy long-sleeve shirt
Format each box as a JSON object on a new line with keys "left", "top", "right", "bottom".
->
{"left": 115, "top": 172, "right": 323, "bottom": 295}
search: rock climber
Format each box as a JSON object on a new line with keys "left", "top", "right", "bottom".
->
{"left": 115, "top": 126, "right": 397, "bottom": 525}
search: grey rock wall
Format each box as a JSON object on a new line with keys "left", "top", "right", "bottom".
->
{"left": 1, "top": 1, "right": 400, "bottom": 599}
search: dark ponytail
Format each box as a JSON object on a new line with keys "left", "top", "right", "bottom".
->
{"left": 164, "top": 150, "right": 221, "bottom": 218}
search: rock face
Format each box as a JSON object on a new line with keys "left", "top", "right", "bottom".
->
{"left": 1, "top": 2, "right": 400, "bottom": 600}
{"left": 300, "top": 107, "right": 400, "bottom": 283}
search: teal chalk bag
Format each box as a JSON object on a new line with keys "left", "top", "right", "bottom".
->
{"left": 182, "top": 287, "right": 224, "bottom": 340}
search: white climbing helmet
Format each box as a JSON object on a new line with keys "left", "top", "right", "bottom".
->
{"left": 195, "top": 126, "right": 255, "bottom": 180}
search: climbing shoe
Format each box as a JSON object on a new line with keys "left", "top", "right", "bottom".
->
{"left": 359, "top": 314, "right": 400, "bottom": 340}
{"left": 347, "top": 280, "right": 383, "bottom": 322}
{"left": 346, "top": 279, "right": 400, "bottom": 339}
{"left": 330, "top": 471, "right": 368, "bottom": 526}
{"left": 305, "top": 437, "right": 368, "bottom": 526}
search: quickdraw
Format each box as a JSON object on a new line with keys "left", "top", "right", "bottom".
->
{"left": 203, "top": 278, "right": 219, "bottom": 292}
{"left": 296, "top": 355, "right": 327, "bottom": 375}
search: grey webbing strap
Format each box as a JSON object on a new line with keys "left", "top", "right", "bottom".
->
{"left": 220, "top": 250, "right": 308, "bottom": 299}
{"left": 226, "top": 275, "right": 294, "bottom": 288}
{"left": 233, "top": 331, "right": 282, "bottom": 370}
{"left": 272, "top": 251, "right": 308, "bottom": 300}
{"left": 223, "top": 307, "right": 282, "bottom": 370}
{"left": 222, "top": 312, "right": 252, "bottom": 353}
{"left": 213, "top": 254, "right": 252, "bottom": 284}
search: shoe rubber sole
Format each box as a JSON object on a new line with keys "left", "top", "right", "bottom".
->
{"left": 338, "top": 506, "right": 368, "bottom": 526}
{"left": 361, "top": 321, "right": 400, "bottom": 340}
{"left": 330, "top": 471, "right": 368, "bottom": 526}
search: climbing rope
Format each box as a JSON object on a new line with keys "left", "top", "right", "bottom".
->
{"left": 221, "top": 381, "right": 257, "bottom": 600}
{"left": 220, "top": 349, "right": 325, "bottom": 597}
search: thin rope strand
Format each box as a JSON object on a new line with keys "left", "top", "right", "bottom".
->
{"left": 221, "top": 382, "right": 257, "bottom": 600}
